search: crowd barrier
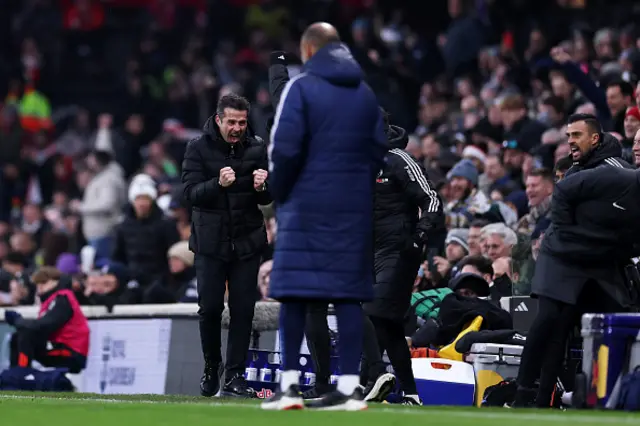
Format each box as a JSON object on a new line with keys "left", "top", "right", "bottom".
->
{"left": 0, "top": 297, "right": 538, "bottom": 396}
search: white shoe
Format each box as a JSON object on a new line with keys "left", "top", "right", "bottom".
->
{"left": 261, "top": 385, "right": 304, "bottom": 411}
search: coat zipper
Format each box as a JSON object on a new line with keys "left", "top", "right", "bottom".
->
{"left": 227, "top": 144, "right": 236, "bottom": 252}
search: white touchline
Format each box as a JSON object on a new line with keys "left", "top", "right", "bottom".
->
{"left": 0, "top": 394, "right": 637, "bottom": 424}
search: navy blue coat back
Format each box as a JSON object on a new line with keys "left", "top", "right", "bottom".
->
{"left": 268, "top": 43, "right": 388, "bottom": 301}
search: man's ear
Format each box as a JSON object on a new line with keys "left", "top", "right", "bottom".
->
{"left": 215, "top": 115, "right": 222, "bottom": 127}
{"left": 591, "top": 132, "right": 600, "bottom": 146}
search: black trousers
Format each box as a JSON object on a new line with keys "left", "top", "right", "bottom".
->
{"left": 10, "top": 330, "right": 86, "bottom": 374}
{"left": 195, "top": 253, "right": 261, "bottom": 380}
{"left": 517, "top": 280, "right": 622, "bottom": 407}
{"left": 368, "top": 315, "right": 417, "bottom": 394}
{"left": 305, "top": 303, "right": 384, "bottom": 388}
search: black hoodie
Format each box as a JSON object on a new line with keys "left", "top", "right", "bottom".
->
{"left": 373, "top": 124, "right": 446, "bottom": 252}
{"left": 564, "top": 133, "right": 633, "bottom": 178}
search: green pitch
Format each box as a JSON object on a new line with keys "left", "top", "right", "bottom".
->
{"left": 1, "top": 392, "right": 639, "bottom": 426}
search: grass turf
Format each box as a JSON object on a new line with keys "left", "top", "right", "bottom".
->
{"left": 1, "top": 392, "right": 639, "bottom": 426}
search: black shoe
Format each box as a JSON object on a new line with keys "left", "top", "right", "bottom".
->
{"left": 220, "top": 374, "right": 257, "bottom": 398}
{"left": 363, "top": 372, "right": 396, "bottom": 402}
{"left": 302, "top": 384, "right": 332, "bottom": 401}
{"left": 261, "top": 384, "right": 304, "bottom": 410}
{"left": 306, "top": 388, "right": 367, "bottom": 411}
{"left": 511, "top": 386, "right": 537, "bottom": 408}
{"left": 200, "top": 361, "right": 220, "bottom": 397}
{"left": 401, "top": 395, "right": 422, "bottom": 406}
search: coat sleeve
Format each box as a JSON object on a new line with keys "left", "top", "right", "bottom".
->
{"left": 181, "top": 138, "right": 220, "bottom": 207}
{"left": 268, "top": 64, "right": 290, "bottom": 110}
{"left": 389, "top": 151, "right": 445, "bottom": 246}
{"left": 14, "top": 294, "right": 73, "bottom": 335}
{"left": 79, "top": 183, "right": 119, "bottom": 215}
{"left": 111, "top": 224, "right": 127, "bottom": 264}
{"left": 256, "top": 140, "right": 273, "bottom": 206}
{"left": 268, "top": 75, "right": 307, "bottom": 204}
{"left": 372, "top": 110, "right": 389, "bottom": 173}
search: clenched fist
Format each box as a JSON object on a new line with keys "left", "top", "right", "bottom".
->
{"left": 219, "top": 167, "right": 236, "bottom": 187}
{"left": 253, "top": 169, "right": 268, "bottom": 191}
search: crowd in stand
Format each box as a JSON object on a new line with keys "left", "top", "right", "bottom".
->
{"left": 2, "top": 0, "right": 640, "bottom": 313}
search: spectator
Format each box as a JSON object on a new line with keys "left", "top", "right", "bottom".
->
{"left": 444, "top": 159, "right": 487, "bottom": 228}
{"left": 515, "top": 168, "right": 554, "bottom": 236}
{"left": 457, "top": 255, "right": 494, "bottom": 284}
{"left": 9, "top": 231, "right": 36, "bottom": 268}
{"left": 112, "top": 174, "right": 179, "bottom": 286}
{"left": 633, "top": 128, "right": 640, "bottom": 167}
{"left": 145, "top": 240, "right": 197, "bottom": 304}
{"left": 20, "top": 203, "right": 51, "bottom": 247}
{"left": 467, "top": 219, "right": 489, "bottom": 257}
{"left": 606, "top": 79, "right": 635, "bottom": 134}
{"left": 481, "top": 223, "right": 518, "bottom": 262}
{"left": 432, "top": 228, "right": 469, "bottom": 284}
{"left": 74, "top": 150, "right": 126, "bottom": 260}
{"left": 553, "top": 155, "right": 572, "bottom": 182}
{"left": 55, "top": 108, "right": 92, "bottom": 158}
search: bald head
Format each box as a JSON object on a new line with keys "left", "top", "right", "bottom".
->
{"left": 300, "top": 22, "right": 340, "bottom": 62}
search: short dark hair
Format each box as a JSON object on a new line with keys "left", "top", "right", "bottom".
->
{"left": 542, "top": 95, "right": 565, "bottom": 115}
{"left": 606, "top": 79, "right": 634, "bottom": 97}
{"left": 528, "top": 167, "right": 554, "bottom": 182}
{"left": 469, "top": 219, "right": 490, "bottom": 229}
{"left": 567, "top": 113, "right": 602, "bottom": 134}
{"left": 216, "top": 94, "right": 250, "bottom": 117}
{"left": 457, "top": 255, "right": 494, "bottom": 277}
{"left": 3, "top": 251, "right": 28, "bottom": 267}
{"left": 554, "top": 155, "right": 574, "bottom": 173}
{"left": 92, "top": 150, "right": 112, "bottom": 167}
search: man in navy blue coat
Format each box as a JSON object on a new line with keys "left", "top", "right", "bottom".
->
{"left": 261, "top": 22, "right": 387, "bottom": 411}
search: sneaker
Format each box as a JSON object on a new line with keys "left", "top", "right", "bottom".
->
{"left": 262, "top": 385, "right": 304, "bottom": 410}
{"left": 306, "top": 388, "right": 368, "bottom": 411}
{"left": 401, "top": 394, "right": 422, "bottom": 406}
{"left": 200, "top": 361, "right": 220, "bottom": 397}
{"left": 302, "top": 384, "right": 332, "bottom": 401}
{"left": 220, "top": 373, "right": 257, "bottom": 398}
{"left": 363, "top": 373, "right": 396, "bottom": 402}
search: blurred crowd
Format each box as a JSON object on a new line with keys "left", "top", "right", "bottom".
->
{"left": 2, "top": 0, "right": 640, "bottom": 310}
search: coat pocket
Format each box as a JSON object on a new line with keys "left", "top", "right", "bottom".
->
{"left": 190, "top": 210, "right": 223, "bottom": 255}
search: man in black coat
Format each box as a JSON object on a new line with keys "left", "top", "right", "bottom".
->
{"left": 112, "top": 176, "right": 180, "bottom": 288}
{"left": 514, "top": 134, "right": 640, "bottom": 407}
{"left": 361, "top": 110, "right": 446, "bottom": 404}
{"left": 182, "top": 94, "right": 272, "bottom": 398}
{"left": 564, "top": 113, "right": 633, "bottom": 178}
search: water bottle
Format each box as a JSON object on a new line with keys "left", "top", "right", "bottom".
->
{"left": 274, "top": 368, "right": 282, "bottom": 383}
{"left": 245, "top": 359, "right": 258, "bottom": 381}
{"left": 304, "top": 372, "right": 316, "bottom": 386}
{"left": 259, "top": 367, "right": 273, "bottom": 382}
{"left": 330, "top": 375, "right": 339, "bottom": 385}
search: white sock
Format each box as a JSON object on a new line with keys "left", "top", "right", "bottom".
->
{"left": 337, "top": 374, "right": 359, "bottom": 395}
{"left": 280, "top": 370, "right": 299, "bottom": 392}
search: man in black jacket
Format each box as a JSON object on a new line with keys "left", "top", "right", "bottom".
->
{"left": 361, "top": 110, "right": 446, "bottom": 405}
{"left": 182, "top": 94, "right": 272, "bottom": 398}
{"left": 564, "top": 113, "right": 633, "bottom": 177}
{"left": 514, "top": 138, "right": 640, "bottom": 407}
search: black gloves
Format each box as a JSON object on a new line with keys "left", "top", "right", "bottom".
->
{"left": 270, "top": 51, "right": 302, "bottom": 66}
